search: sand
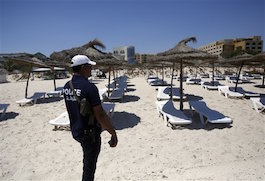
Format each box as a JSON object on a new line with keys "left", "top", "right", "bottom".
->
{"left": 0, "top": 73, "right": 264, "bottom": 180}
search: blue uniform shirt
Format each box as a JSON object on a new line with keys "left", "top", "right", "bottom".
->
{"left": 63, "top": 75, "right": 101, "bottom": 141}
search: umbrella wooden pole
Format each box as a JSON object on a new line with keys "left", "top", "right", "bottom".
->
{"left": 212, "top": 62, "right": 215, "bottom": 85}
{"left": 180, "top": 59, "right": 183, "bottom": 111}
{"left": 113, "top": 68, "right": 116, "bottom": 88}
{"left": 235, "top": 61, "right": 244, "bottom": 92}
{"left": 52, "top": 67, "right": 57, "bottom": 91}
{"left": 25, "top": 65, "right": 32, "bottom": 98}
{"left": 170, "top": 63, "right": 175, "bottom": 100}
{"left": 262, "top": 66, "right": 265, "bottom": 86}
{"left": 108, "top": 66, "right": 111, "bottom": 97}
{"left": 162, "top": 65, "right": 164, "bottom": 82}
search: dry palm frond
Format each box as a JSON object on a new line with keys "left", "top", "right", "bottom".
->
{"left": 178, "top": 37, "right": 197, "bottom": 46}
{"left": 83, "top": 38, "right": 106, "bottom": 50}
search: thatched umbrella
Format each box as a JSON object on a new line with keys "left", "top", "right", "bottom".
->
{"left": 50, "top": 39, "right": 125, "bottom": 96}
{"left": 50, "top": 39, "right": 114, "bottom": 63}
{"left": 5, "top": 56, "right": 49, "bottom": 98}
{"left": 251, "top": 52, "right": 265, "bottom": 87}
{"left": 223, "top": 53, "right": 259, "bottom": 91}
{"left": 147, "top": 37, "right": 217, "bottom": 110}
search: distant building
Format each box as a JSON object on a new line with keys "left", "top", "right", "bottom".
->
{"left": 135, "top": 53, "right": 154, "bottom": 64}
{"left": 198, "top": 36, "right": 263, "bottom": 58}
{"left": 113, "top": 46, "right": 135, "bottom": 64}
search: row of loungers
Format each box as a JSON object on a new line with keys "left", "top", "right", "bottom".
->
{"left": 155, "top": 100, "right": 233, "bottom": 129}
{"left": 16, "top": 88, "right": 64, "bottom": 106}
{"left": 148, "top": 75, "right": 233, "bottom": 128}
{"left": 153, "top": 77, "right": 264, "bottom": 128}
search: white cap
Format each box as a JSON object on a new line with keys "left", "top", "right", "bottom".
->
{"left": 70, "top": 55, "right": 96, "bottom": 67}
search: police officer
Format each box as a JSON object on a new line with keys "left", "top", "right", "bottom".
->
{"left": 63, "top": 55, "right": 118, "bottom": 181}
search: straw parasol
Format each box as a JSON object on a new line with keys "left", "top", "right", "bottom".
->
{"left": 251, "top": 52, "right": 265, "bottom": 87}
{"left": 50, "top": 39, "right": 115, "bottom": 64}
{"left": 147, "top": 37, "right": 217, "bottom": 110}
{"left": 3, "top": 56, "right": 49, "bottom": 98}
{"left": 221, "top": 52, "right": 265, "bottom": 91}
{"left": 50, "top": 39, "right": 125, "bottom": 96}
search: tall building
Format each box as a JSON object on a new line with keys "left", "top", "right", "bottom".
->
{"left": 135, "top": 53, "right": 150, "bottom": 64}
{"left": 233, "top": 36, "right": 263, "bottom": 53}
{"left": 198, "top": 36, "right": 263, "bottom": 58}
{"left": 113, "top": 46, "right": 135, "bottom": 64}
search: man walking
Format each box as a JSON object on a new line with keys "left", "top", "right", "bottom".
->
{"left": 63, "top": 55, "right": 118, "bottom": 181}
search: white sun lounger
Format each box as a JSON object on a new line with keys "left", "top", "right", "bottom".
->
{"left": 0, "top": 104, "right": 9, "bottom": 119}
{"left": 229, "top": 87, "right": 260, "bottom": 98}
{"left": 157, "top": 86, "right": 186, "bottom": 100}
{"left": 118, "top": 81, "right": 127, "bottom": 91}
{"left": 47, "top": 90, "right": 62, "bottom": 97}
{"left": 49, "top": 111, "right": 70, "bottom": 130}
{"left": 186, "top": 78, "right": 201, "bottom": 85}
{"left": 156, "top": 100, "right": 192, "bottom": 127}
{"left": 226, "top": 76, "right": 243, "bottom": 84}
{"left": 201, "top": 81, "right": 223, "bottom": 90}
{"left": 218, "top": 86, "right": 244, "bottom": 99}
{"left": 47, "top": 87, "right": 63, "bottom": 97}
{"left": 49, "top": 103, "right": 115, "bottom": 130}
{"left": 98, "top": 88, "right": 108, "bottom": 101}
{"left": 189, "top": 100, "right": 232, "bottom": 125}
{"left": 107, "top": 88, "right": 124, "bottom": 101}
{"left": 250, "top": 97, "right": 265, "bottom": 113}
{"left": 16, "top": 92, "right": 46, "bottom": 106}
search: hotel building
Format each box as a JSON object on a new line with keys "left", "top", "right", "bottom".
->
{"left": 198, "top": 36, "right": 263, "bottom": 58}
{"left": 113, "top": 46, "right": 135, "bottom": 64}
{"left": 135, "top": 53, "right": 152, "bottom": 64}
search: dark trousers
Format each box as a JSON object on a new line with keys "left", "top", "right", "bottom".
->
{"left": 80, "top": 137, "right": 101, "bottom": 181}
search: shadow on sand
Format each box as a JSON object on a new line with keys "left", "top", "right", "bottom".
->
{"left": 37, "top": 97, "right": 64, "bottom": 104}
{"left": 0, "top": 112, "right": 19, "bottom": 122}
{"left": 111, "top": 111, "right": 140, "bottom": 130}
{"left": 254, "top": 85, "right": 265, "bottom": 88}
{"left": 127, "top": 84, "right": 135, "bottom": 87}
{"left": 186, "top": 94, "right": 203, "bottom": 101}
{"left": 126, "top": 88, "right": 136, "bottom": 92}
{"left": 122, "top": 95, "right": 140, "bottom": 103}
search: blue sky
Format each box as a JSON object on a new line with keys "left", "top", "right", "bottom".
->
{"left": 0, "top": 0, "right": 264, "bottom": 56}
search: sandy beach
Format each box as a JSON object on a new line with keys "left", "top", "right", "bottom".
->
{"left": 0, "top": 73, "right": 264, "bottom": 180}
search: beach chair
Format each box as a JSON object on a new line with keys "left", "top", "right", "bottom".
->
{"left": 102, "top": 102, "right": 115, "bottom": 118}
{"left": 106, "top": 80, "right": 116, "bottom": 90}
{"left": 47, "top": 87, "right": 63, "bottom": 98}
{"left": 16, "top": 92, "right": 46, "bottom": 106}
{"left": 157, "top": 86, "right": 186, "bottom": 100}
{"left": 146, "top": 75, "right": 158, "bottom": 82}
{"left": 0, "top": 104, "right": 9, "bottom": 119}
{"left": 186, "top": 78, "right": 201, "bottom": 85}
{"left": 189, "top": 100, "right": 232, "bottom": 125}
{"left": 229, "top": 87, "right": 260, "bottom": 98}
{"left": 218, "top": 86, "right": 244, "bottom": 99}
{"left": 49, "top": 103, "right": 116, "bottom": 130}
{"left": 107, "top": 88, "right": 124, "bottom": 101}
{"left": 118, "top": 81, "right": 127, "bottom": 91}
{"left": 147, "top": 77, "right": 159, "bottom": 84}
{"left": 155, "top": 100, "right": 192, "bottom": 128}
{"left": 49, "top": 111, "right": 70, "bottom": 130}
{"left": 98, "top": 88, "right": 107, "bottom": 101}
{"left": 226, "top": 76, "right": 243, "bottom": 84}
{"left": 250, "top": 97, "right": 265, "bottom": 113}
{"left": 201, "top": 81, "right": 223, "bottom": 90}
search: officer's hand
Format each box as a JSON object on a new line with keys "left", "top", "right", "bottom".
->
{"left": 108, "top": 135, "right": 118, "bottom": 147}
